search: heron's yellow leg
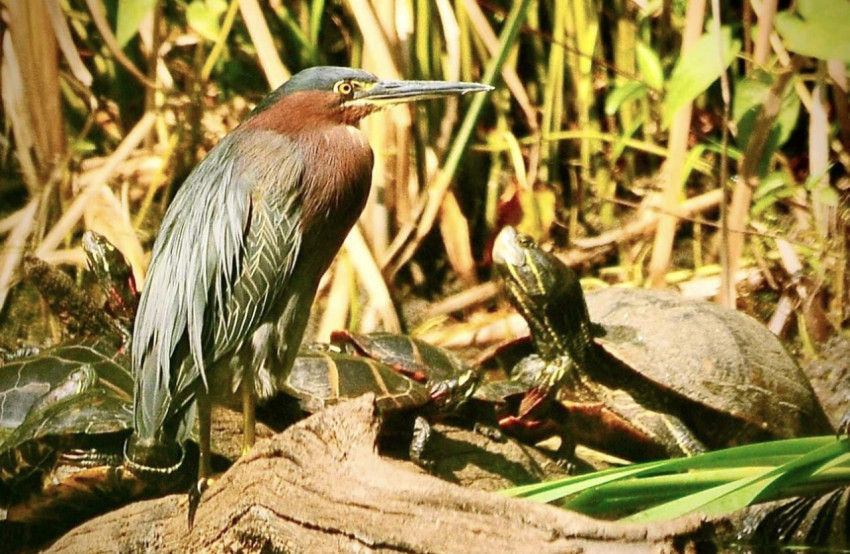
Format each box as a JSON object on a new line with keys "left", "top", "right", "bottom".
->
{"left": 197, "top": 392, "right": 213, "bottom": 479}
{"left": 241, "top": 376, "right": 256, "bottom": 456}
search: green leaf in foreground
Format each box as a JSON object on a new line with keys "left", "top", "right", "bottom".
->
{"left": 502, "top": 436, "right": 850, "bottom": 522}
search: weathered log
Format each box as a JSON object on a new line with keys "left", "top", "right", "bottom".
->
{"left": 46, "top": 396, "right": 723, "bottom": 553}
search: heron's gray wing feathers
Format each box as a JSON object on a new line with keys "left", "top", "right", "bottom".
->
{"left": 132, "top": 131, "right": 304, "bottom": 442}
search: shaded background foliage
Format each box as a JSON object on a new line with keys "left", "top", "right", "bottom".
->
{"left": 0, "top": 0, "right": 847, "bottom": 364}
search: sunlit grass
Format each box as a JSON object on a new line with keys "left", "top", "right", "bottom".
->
{"left": 503, "top": 435, "right": 850, "bottom": 522}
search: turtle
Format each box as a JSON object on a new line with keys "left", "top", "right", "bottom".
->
{"left": 489, "top": 225, "right": 834, "bottom": 463}
{"left": 0, "top": 338, "right": 474, "bottom": 538}
{"left": 0, "top": 232, "right": 137, "bottom": 433}
{"left": 18, "top": 230, "right": 134, "bottom": 349}
{"left": 0, "top": 234, "right": 168, "bottom": 538}
{"left": 187, "top": 340, "right": 477, "bottom": 525}
{"left": 0, "top": 387, "right": 133, "bottom": 500}
{"left": 329, "top": 330, "right": 474, "bottom": 386}
{"left": 80, "top": 230, "right": 138, "bottom": 339}
{"left": 270, "top": 344, "right": 478, "bottom": 466}
{"left": 0, "top": 386, "right": 194, "bottom": 550}
{"left": 0, "top": 341, "right": 134, "bottom": 433}
{"left": 7, "top": 230, "right": 135, "bottom": 357}
{"left": 0, "top": 348, "right": 140, "bottom": 521}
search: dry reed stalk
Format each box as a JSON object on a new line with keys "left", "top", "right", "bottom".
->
{"left": 648, "top": 0, "right": 706, "bottom": 289}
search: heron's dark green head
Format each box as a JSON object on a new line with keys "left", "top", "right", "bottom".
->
{"left": 248, "top": 66, "right": 492, "bottom": 130}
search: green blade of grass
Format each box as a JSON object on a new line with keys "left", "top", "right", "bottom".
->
{"left": 623, "top": 437, "right": 849, "bottom": 522}
{"left": 503, "top": 460, "right": 669, "bottom": 503}
{"left": 502, "top": 436, "right": 848, "bottom": 520}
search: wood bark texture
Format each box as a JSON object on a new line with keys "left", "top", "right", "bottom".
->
{"left": 46, "top": 395, "right": 723, "bottom": 553}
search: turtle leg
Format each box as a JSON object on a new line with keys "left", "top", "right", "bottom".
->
{"left": 409, "top": 416, "right": 434, "bottom": 469}
{"left": 662, "top": 413, "right": 707, "bottom": 456}
{"left": 607, "top": 387, "right": 707, "bottom": 457}
{"left": 518, "top": 356, "right": 575, "bottom": 417}
{"left": 553, "top": 423, "right": 578, "bottom": 472}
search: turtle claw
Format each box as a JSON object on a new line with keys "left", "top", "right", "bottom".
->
{"left": 409, "top": 416, "right": 434, "bottom": 470}
{"left": 553, "top": 438, "right": 578, "bottom": 474}
{"left": 0, "top": 345, "right": 43, "bottom": 362}
{"left": 554, "top": 458, "right": 576, "bottom": 474}
{"left": 187, "top": 477, "right": 214, "bottom": 530}
{"left": 474, "top": 422, "right": 506, "bottom": 442}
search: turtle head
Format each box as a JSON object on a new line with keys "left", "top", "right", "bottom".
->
{"left": 428, "top": 367, "right": 480, "bottom": 413}
{"left": 82, "top": 231, "right": 138, "bottom": 330}
{"left": 491, "top": 226, "right": 592, "bottom": 361}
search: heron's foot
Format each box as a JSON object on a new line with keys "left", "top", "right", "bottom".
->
{"left": 187, "top": 476, "right": 215, "bottom": 530}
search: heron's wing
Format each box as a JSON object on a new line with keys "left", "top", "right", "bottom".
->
{"left": 132, "top": 131, "right": 305, "bottom": 441}
{"left": 206, "top": 169, "right": 303, "bottom": 365}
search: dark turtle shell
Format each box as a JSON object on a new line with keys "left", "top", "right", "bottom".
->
{"left": 0, "top": 386, "right": 191, "bottom": 540}
{"left": 275, "top": 346, "right": 475, "bottom": 469}
{"left": 0, "top": 233, "right": 135, "bottom": 434}
{"left": 0, "top": 387, "right": 133, "bottom": 506}
{"left": 278, "top": 349, "right": 432, "bottom": 415}
{"left": 328, "top": 331, "right": 479, "bottom": 413}
{"left": 0, "top": 341, "right": 133, "bottom": 431}
{"left": 13, "top": 231, "right": 135, "bottom": 350}
{"left": 329, "top": 330, "right": 472, "bottom": 385}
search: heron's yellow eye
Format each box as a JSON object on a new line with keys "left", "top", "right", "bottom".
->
{"left": 335, "top": 81, "right": 354, "bottom": 96}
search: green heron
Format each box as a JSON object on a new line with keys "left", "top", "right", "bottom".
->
{"left": 123, "top": 67, "right": 491, "bottom": 487}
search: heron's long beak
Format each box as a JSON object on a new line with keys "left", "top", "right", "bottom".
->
{"left": 355, "top": 78, "right": 493, "bottom": 106}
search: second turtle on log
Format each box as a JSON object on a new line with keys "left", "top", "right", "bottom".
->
{"left": 271, "top": 336, "right": 478, "bottom": 467}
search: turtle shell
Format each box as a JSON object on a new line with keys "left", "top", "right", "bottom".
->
{"left": 279, "top": 349, "right": 432, "bottom": 415}
{"left": 0, "top": 233, "right": 135, "bottom": 433}
{"left": 0, "top": 387, "right": 190, "bottom": 538}
{"left": 584, "top": 287, "right": 834, "bottom": 441}
{"left": 0, "top": 342, "right": 133, "bottom": 431}
{"left": 329, "top": 331, "right": 471, "bottom": 385}
{"left": 0, "top": 387, "right": 133, "bottom": 506}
